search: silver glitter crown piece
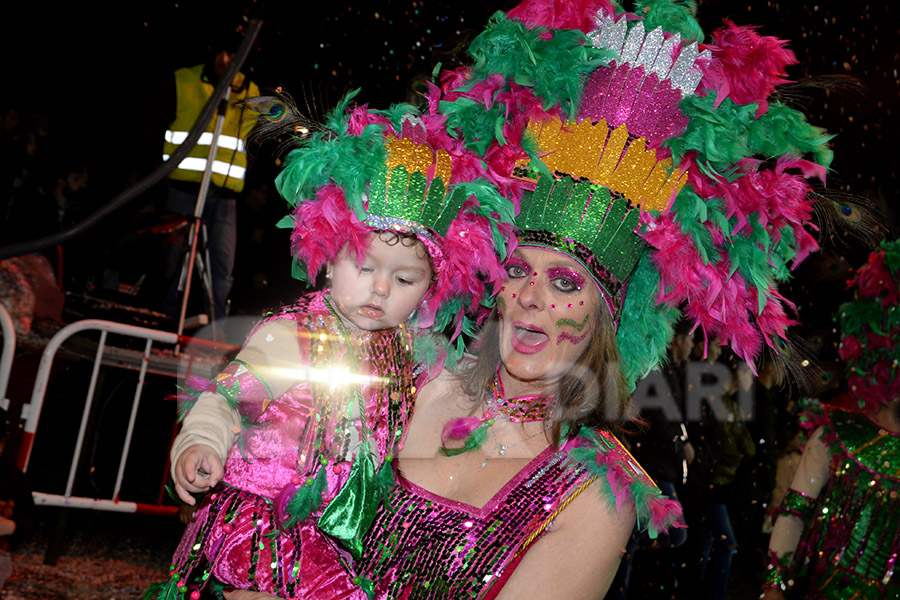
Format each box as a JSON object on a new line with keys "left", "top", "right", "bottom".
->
{"left": 589, "top": 9, "right": 711, "bottom": 97}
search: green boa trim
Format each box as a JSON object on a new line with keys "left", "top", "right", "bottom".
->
{"left": 616, "top": 252, "right": 679, "bottom": 392}
{"left": 634, "top": 0, "right": 704, "bottom": 42}
{"left": 566, "top": 428, "right": 674, "bottom": 539}
{"left": 668, "top": 96, "right": 834, "bottom": 177}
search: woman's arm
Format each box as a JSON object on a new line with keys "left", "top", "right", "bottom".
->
{"left": 493, "top": 480, "right": 636, "bottom": 600}
{"left": 763, "top": 426, "right": 830, "bottom": 597}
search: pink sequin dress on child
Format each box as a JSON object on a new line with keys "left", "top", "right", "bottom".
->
{"left": 155, "top": 291, "right": 423, "bottom": 599}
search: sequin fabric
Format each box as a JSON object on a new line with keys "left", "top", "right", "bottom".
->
{"left": 356, "top": 427, "right": 675, "bottom": 599}
{"left": 161, "top": 291, "right": 419, "bottom": 598}
{"left": 794, "top": 406, "right": 900, "bottom": 599}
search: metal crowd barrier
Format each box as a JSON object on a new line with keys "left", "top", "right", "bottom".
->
{"left": 0, "top": 302, "right": 14, "bottom": 414}
{"left": 17, "top": 319, "right": 235, "bottom": 517}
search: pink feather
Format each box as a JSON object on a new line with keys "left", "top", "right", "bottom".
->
{"left": 291, "top": 184, "right": 371, "bottom": 281}
{"left": 508, "top": 0, "right": 618, "bottom": 32}
{"left": 648, "top": 497, "right": 685, "bottom": 535}
{"left": 605, "top": 461, "right": 635, "bottom": 516}
{"left": 441, "top": 416, "right": 484, "bottom": 446}
{"left": 701, "top": 20, "right": 798, "bottom": 117}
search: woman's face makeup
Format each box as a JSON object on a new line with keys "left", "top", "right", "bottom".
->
{"left": 496, "top": 247, "right": 598, "bottom": 396}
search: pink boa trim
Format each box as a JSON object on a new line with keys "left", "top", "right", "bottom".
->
{"left": 701, "top": 21, "right": 797, "bottom": 117}
{"left": 421, "top": 199, "right": 517, "bottom": 331}
{"left": 507, "top": 0, "right": 619, "bottom": 32}
{"left": 685, "top": 156, "right": 822, "bottom": 268}
{"left": 641, "top": 210, "right": 801, "bottom": 366}
{"left": 290, "top": 184, "right": 371, "bottom": 282}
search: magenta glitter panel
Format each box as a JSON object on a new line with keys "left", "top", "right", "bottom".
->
{"left": 164, "top": 290, "right": 421, "bottom": 597}
{"left": 579, "top": 62, "right": 689, "bottom": 148}
{"left": 357, "top": 445, "right": 592, "bottom": 599}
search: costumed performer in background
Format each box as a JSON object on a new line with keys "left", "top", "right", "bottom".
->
{"left": 763, "top": 238, "right": 900, "bottom": 600}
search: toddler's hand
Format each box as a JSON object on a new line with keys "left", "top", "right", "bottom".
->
{"left": 173, "top": 444, "right": 223, "bottom": 505}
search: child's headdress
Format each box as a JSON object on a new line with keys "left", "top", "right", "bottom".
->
{"left": 838, "top": 238, "right": 900, "bottom": 413}
{"left": 434, "top": 0, "right": 868, "bottom": 390}
{"left": 243, "top": 90, "right": 518, "bottom": 347}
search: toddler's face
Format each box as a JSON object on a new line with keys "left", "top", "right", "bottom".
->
{"left": 328, "top": 233, "right": 433, "bottom": 331}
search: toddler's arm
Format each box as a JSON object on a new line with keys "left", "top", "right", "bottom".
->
{"left": 170, "top": 390, "right": 240, "bottom": 504}
{"left": 169, "top": 317, "right": 306, "bottom": 504}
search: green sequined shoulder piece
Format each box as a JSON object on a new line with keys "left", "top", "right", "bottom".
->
{"left": 830, "top": 408, "right": 900, "bottom": 481}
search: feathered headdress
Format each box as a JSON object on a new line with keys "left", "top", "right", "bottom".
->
{"left": 837, "top": 238, "right": 900, "bottom": 413}
{"left": 242, "top": 90, "right": 518, "bottom": 348}
{"left": 433, "top": 0, "right": 873, "bottom": 390}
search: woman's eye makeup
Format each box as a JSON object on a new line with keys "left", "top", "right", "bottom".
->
{"left": 546, "top": 268, "right": 584, "bottom": 292}
{"left": 505, "top": 256, "right": 531, "bottom": 278}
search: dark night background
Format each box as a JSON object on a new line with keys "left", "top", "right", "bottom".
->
{"left": 2, "top": 1, "right": 897, "bottom": 328}
{"left": 0, "top": 0, "right": 896, "bottom": 390}
{"left": 0, "top": 2, "right": 897, "bottom": 597}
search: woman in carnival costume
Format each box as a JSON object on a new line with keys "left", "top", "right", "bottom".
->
{"left": 351, "top": 0, "right": 849, "bottom": 597}
{"left": 763, "top": 238, "right": 900, "bottom": 600}
{"left": 227, "top": 0, "right": 850, "bottom": 597}
{"left": 145, "top": 92, "right": 517, "bottom": 599}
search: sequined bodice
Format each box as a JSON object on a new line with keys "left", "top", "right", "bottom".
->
{"left": 800, "top": 407, "right": 900, "bottom": 592}
{"left": 357, "top": 442, "right": 593, "bottom": 599}
{"left": 221, "top": 291, "right": 418, "bottom": 499}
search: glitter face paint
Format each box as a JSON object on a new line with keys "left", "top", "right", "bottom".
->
{"left": 497, "top": 248, "right": 598, "bottom": 396}
{"left": 546, "top": 267, "right": 585, "bottom": 292}
{"left": 555, "top": 314, "right": 590, "bottom": 345}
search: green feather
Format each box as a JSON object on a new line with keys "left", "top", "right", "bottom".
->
{"left": 467, "top": 13, "right": 614, "bottom": 118}
{"left": 440, "top": 421, "right": 490, "bottom": 456}
{"left": 634, "top": 0, "right": 704, "bottom": 42}
{"left": 616, "top": 254, "right": 678, "bottom": 391}
{"left": 282, "top": 467, "right": 328, "bottom": 530}
{"left": 666, "top": 95, "right": 757, "bottom": 173}
{"left": 747, "top": 102, "right": 835, "bottom": 168}
{"left": 142, "top": 578, "right": 181, "bottom": 600}
{"left": 670, "top": 186, "right": 722, "bottom": 265}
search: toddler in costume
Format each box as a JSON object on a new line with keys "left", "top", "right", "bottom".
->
{"left": 145, "top": 93, "right": 516, "bottom": 599}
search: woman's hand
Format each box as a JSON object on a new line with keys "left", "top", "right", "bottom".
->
{"left": 222, "top": 590, "right": 282, "bottom": 600}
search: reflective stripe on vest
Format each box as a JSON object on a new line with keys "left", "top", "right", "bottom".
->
{"left": 164, "top": 130, "right": 246, "bottom": 153}
{"left": 163, "top": 64, "right": 259, "bottom": 192}
{"left": 162, "top": 154, "right": 247, "bottom": 180}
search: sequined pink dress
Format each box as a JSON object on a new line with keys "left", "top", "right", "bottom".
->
{"left": 151, "top": 291, "right": 422, "bottom": 599}
{"left": 356, "top": 427, "right": 683, "bottom": 599}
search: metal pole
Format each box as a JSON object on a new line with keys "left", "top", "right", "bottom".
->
{"left": 175, "top": 88, "right": 231, "bottom": 349}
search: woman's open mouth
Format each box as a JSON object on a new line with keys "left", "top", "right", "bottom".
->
{"left": 511, "top": 322, "right": 550, "bottom": 354}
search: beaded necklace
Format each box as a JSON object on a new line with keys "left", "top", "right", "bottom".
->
{"left": 484, "top": 372, "right": 555, "bottom": 423}
{"left": 441, "top": 368, "right": 554, "bottom": 458}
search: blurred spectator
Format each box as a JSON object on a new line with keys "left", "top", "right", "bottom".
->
{"left": 611, "top": 321, "right": 693, "bottom": 599}
{"left": 145, "top": 28, "right": 260, "bottom": 326}
{"left": 680, "top": 343, "right": 756, "bottom": 600}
